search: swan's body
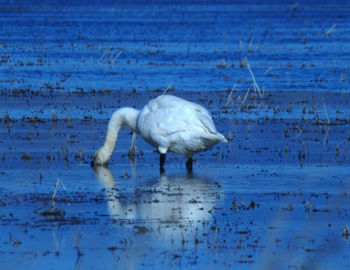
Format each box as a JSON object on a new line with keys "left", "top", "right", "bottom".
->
{"left": 93, "top": 95, "right": 227, "bottom": 172}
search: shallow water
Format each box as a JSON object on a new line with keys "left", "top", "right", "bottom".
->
{"left": 1, "top": 90, "right": 349, "bottom": 269}
{"left": 1, "top": 0, "right": 350, "bottom": 269}
{"left": 1, "top": 0, "right": 350, "bottom": 92}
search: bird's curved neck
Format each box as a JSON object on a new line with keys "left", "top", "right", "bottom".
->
{"left": 103, "top": 107, "right": 139, "bottom": 156}
{"left": 111, "top": 107, "right": 139, "bottom": 133}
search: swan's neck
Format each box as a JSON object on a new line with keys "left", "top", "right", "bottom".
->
{"left": 94, "top": 107, "right": 139, "bottom": 165}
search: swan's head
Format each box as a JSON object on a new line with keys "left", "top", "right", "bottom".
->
{"left": 92, "top": 146, "right": 111, "bottom": 166}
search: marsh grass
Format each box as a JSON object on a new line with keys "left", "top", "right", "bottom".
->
{"left": 241, "top": 88, "right": 251, "bottom": 107}
{"left": 322, "top": 100, "right": 330, "bottom": 125}
{"left": 264, "top": 67, "right": 273, "bottom": 75}
{"left": 98, "top": 47, "right": 124, "bottom": 70}
{"left": 73, "top": 229, "right": 84, "bottom": 270}
{"left": 3, "top": 114, "right": 14, "bottom": 132}
{"left": 74, "top": 148, "right": 84, "bottom": 161}
{"left": 343, "top": 225, "right": 350, "bottom": 241}
{"left": 162, "top": 82, "right": 173, "bottom": 96}
{"left": 8, "top": 232, "right": 21, "bottom": 248}
{"left": 65, "top": 115, "right": 73, "bottom": 128}
{"left": 224, "top": 77, "right": 241, "bottom": 108}
{"left": 216, "top": 58, "right": 226, "bottom": 68}
{"left": 52, "top": 178, "right": 66, "bottom": 201}
{"left": 51, "top": 110, "right": 57, "bottom": 122}
{"left": 241, "top": 57, "right": 263, "bottom": 98}
{"left": 51, "top": 110, "right": 58, "bottom": 129}
{"left": 326, "top": 24, "right": 336, "bottom": 36}
{"left": 40, "top": 179, "right": 66, "bottom": 218}
{"left": 224, "top": 58, "right": 265, "bottom": 112}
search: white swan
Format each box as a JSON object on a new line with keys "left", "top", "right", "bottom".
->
{"left": 92, "top": 95, "right": 227, "bottom": 172}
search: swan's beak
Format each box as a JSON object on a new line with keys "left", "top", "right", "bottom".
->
{"left": 91, "top": 154, "right": 109, "bottom": 168}
{"left": 91, "top": 156, "right": 101, "bottom": 167}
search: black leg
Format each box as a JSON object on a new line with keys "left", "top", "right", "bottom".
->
{"left": 160, "top": 154, "right": 166, "bottom": 174}
{"left": 186, "top": 158, "right": 193, "bottom": 172}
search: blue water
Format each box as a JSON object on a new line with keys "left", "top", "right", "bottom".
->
{"left": 1, "top": 1, "right": 350, "bottom": 269}
{"left": 0, "top": 0, "right": 349, "bottom": 93}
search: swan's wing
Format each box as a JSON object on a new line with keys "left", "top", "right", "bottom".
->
{"left": 190, "top": 103, "right": 218, "bottom": 135}
{"left": 137, "top": 95, "right": 219, "bottom": 147}
{"left": 149, "top": 95, "right": 217, "bottom": 134}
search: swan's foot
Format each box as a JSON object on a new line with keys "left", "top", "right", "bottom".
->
{"left": 128, "top": 145, "right": 137, "bottom": 162}
{"left": 128, "top": 133, "right": 137, "bottom": 162}
{"left": 186, "top": 158, "right": 193, "bottom": 172}
{"left": 160, "top": 154, "right": 166, "bottom": 174}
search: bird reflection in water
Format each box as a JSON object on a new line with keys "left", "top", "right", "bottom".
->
{"left": 93, "top": 165, "right": 221, "bottom": 239}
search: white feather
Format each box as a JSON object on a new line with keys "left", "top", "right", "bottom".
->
{"left": 93, "top": 95, "right": 227, "bottom": 166}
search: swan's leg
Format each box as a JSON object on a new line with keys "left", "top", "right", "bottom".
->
{"left": 186, "top": 158, "right": 193, "bottom": 172}
{"left": 160, "top": 154, "right": 166, "bottom": 173}
{"left": 128, "top": 132, "right": 137, "bottom": 162}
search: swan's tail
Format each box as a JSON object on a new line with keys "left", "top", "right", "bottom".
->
{"left": 204, "top": 132, "right": 227, "bottom": 143}
{"left": 216, "top": 133, "right": 228, "bottom": 143}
